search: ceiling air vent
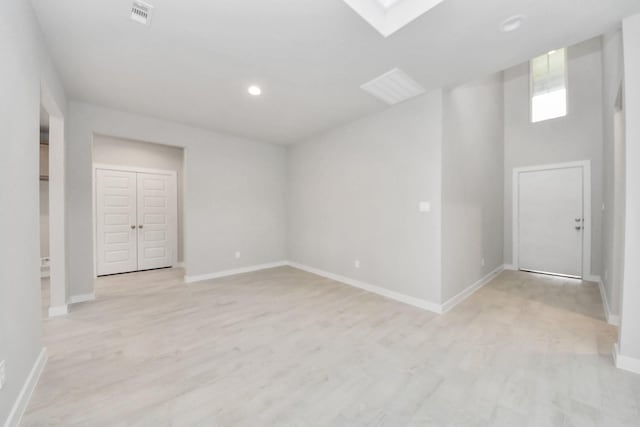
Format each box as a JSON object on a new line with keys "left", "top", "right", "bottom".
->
{"left": 360, "top": 68, "right": 426, "bottom": 105}
{"left": 131, "top": 1, "right": 153, "bottom": 25}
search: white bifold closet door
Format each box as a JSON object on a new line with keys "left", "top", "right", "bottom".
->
{"left": 96, "top": 168, "right": 177, "bottom": 276}
{"left": 136, "top": 172, "right": 176, "bottom": 271}
{"left": 96, "top": 170, "right": 138, "bottom": 276}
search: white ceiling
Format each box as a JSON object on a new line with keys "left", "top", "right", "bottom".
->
{"left": 30, "top": 0, "right": 640, "bottom": 144}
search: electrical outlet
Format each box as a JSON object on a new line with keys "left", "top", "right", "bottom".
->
{"left": 354, "top": 260, "right": 360, "bottom": 269}
{"left": 0, "top": 360, "right": 6, "bottom": 390}
{"left": 235, "top": 251, "right": 241, "bottom": 259}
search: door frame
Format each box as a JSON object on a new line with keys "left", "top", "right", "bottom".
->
{"left": 512, "top": 160, "right": 591, "bottom": 278}
{"left": 92, "top": 163, "right": 178, "bottom": 277}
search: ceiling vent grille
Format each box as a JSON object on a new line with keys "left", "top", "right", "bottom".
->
{"left": 131, "top": 1, "right": 153, "bottom": 25}
{"left": 360, "top": 68, "right": 426, "bottom": 105}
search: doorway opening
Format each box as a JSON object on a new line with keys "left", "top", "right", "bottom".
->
{"left": 39, "top": 108, "right": 50, "bottom": 315}
{"left": 40, "top": 86, "right": 67, "bottom": 317}
{"left": 512, "top": 161, "right": 592, "bottom": 279}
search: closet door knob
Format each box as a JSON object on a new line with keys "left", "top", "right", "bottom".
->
{"left": 138, "top": 225, "right": 143, "bottom": 229}
{"left": 130, "top": 225, "right": 136, "bottom": 229}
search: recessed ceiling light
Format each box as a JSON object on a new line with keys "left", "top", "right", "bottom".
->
{"left": 500, "top": 15, "right": 525, "bottom": 33}
{"left": 248, "top": 85, "right": 262, "bottom": 96}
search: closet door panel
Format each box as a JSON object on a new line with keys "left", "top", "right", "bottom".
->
{"left": 136, "top": 172, "right": 177, "bottom": 270}
{"left": 96, "top": 169, "right": 138, "bottom": 276}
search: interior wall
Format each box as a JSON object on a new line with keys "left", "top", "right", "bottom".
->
{"left": 441, "top": 73, "right": 504, "bottom": 301}
{"left": 600, "top": 30, "right": 625, "bottom": 317}
{"left": 287, "top": 92, "right": 444, "bottom": 303}
{"left": 0, "top": 0, "right": 67, "bottom": 422}
{"left": 503, "top": 36, "right": 605, "bottom": 276}
{"left": 66, "top": 102, "right": 287, "bottom": 297}
{"left": 93, "top": 135, "right": 185, "bottom": 263}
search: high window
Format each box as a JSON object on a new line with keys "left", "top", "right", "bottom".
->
{"left": 531, "top": 48, "right": 567, "bottom": 123}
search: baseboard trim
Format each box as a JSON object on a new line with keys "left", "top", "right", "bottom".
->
{"left": 47, "top": 305, "right": 68, "bottom": 317}
{"left": 592, "top": 276, "right": 620, "bottom": 326}
{"left": 175, "top": 261, "right": 185, "bottom": 268}
{"left": 440, "top": 265, "right": 504, "bottom": 314}
{"left": 287, "top": 261, "right": 442, "bottom": 314}
{"left": 184, "top": 260, "right": 504, "bottom": 315}
{"left": 184, "top": 261, "right": 289, "bottom": 284}
{"left": 3, "top": 348, "right": 47, "bottom": 427}
{"left": 613, "top": 343, "right": 640, "bottom": 374}
{"left": 69, "top": 293, "right": 96, "bottom": 304}
{"left": 503, "top": 264, "right": 517, "bottom": 271}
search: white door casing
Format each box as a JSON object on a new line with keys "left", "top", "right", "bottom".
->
{"left": 137, "top": 172, "right": 177, "bottom": 270}
{"left": 96, "top": 169, "right": 138, "bottom": 276}
{"left": 95, "top": 166, "right": 177, "bottom": 276}
{"left": 512, "top": 161, "right": 592, "bottom": 279}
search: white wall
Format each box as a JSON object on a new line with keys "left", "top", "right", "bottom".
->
{"left": 600, "top": 30, "right": 626, "bottom": 317}
{"left": 93, "top": 135, "right": 185, "bottom": 263}
{"left": 618, "top": 14, "right": 640, "bottom": 364}
{"left": 287, "top": 92, "right": 444, "bottom": 303}
{"left": 503, "top": 37, "right": 604, "bottom": 276}
{"left": 0, "top": 0, "right": 67, "bottom": 422}
{"left": 441, "top": 73, "right": 504, "bottom": 301}
{"left": 66, "top": 103, "right": 287, "bottom": 297}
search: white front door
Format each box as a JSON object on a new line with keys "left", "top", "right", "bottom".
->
{"left": 518, "top": 166, "right": 584, "bottom": 277}
{"left": 96, "top": 169, "right": 138, "bottom": 276}
{"left": 137, "top": 172, "right": 177, "bottom": 271}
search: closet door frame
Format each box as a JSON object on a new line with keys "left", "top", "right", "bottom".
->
{"left": 93, "top": 163, "right": 178, "bottom": 278}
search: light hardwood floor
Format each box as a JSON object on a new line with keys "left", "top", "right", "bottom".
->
{"left": 25, "top": 267, "right": 640, "bottom": 426}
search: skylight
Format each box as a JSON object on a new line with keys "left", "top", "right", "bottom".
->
{"left": 377, "top": 0, "right": 402, "bottom": 9}
{"left": 343, "top": 0, "right": 445, "bottom": 37}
